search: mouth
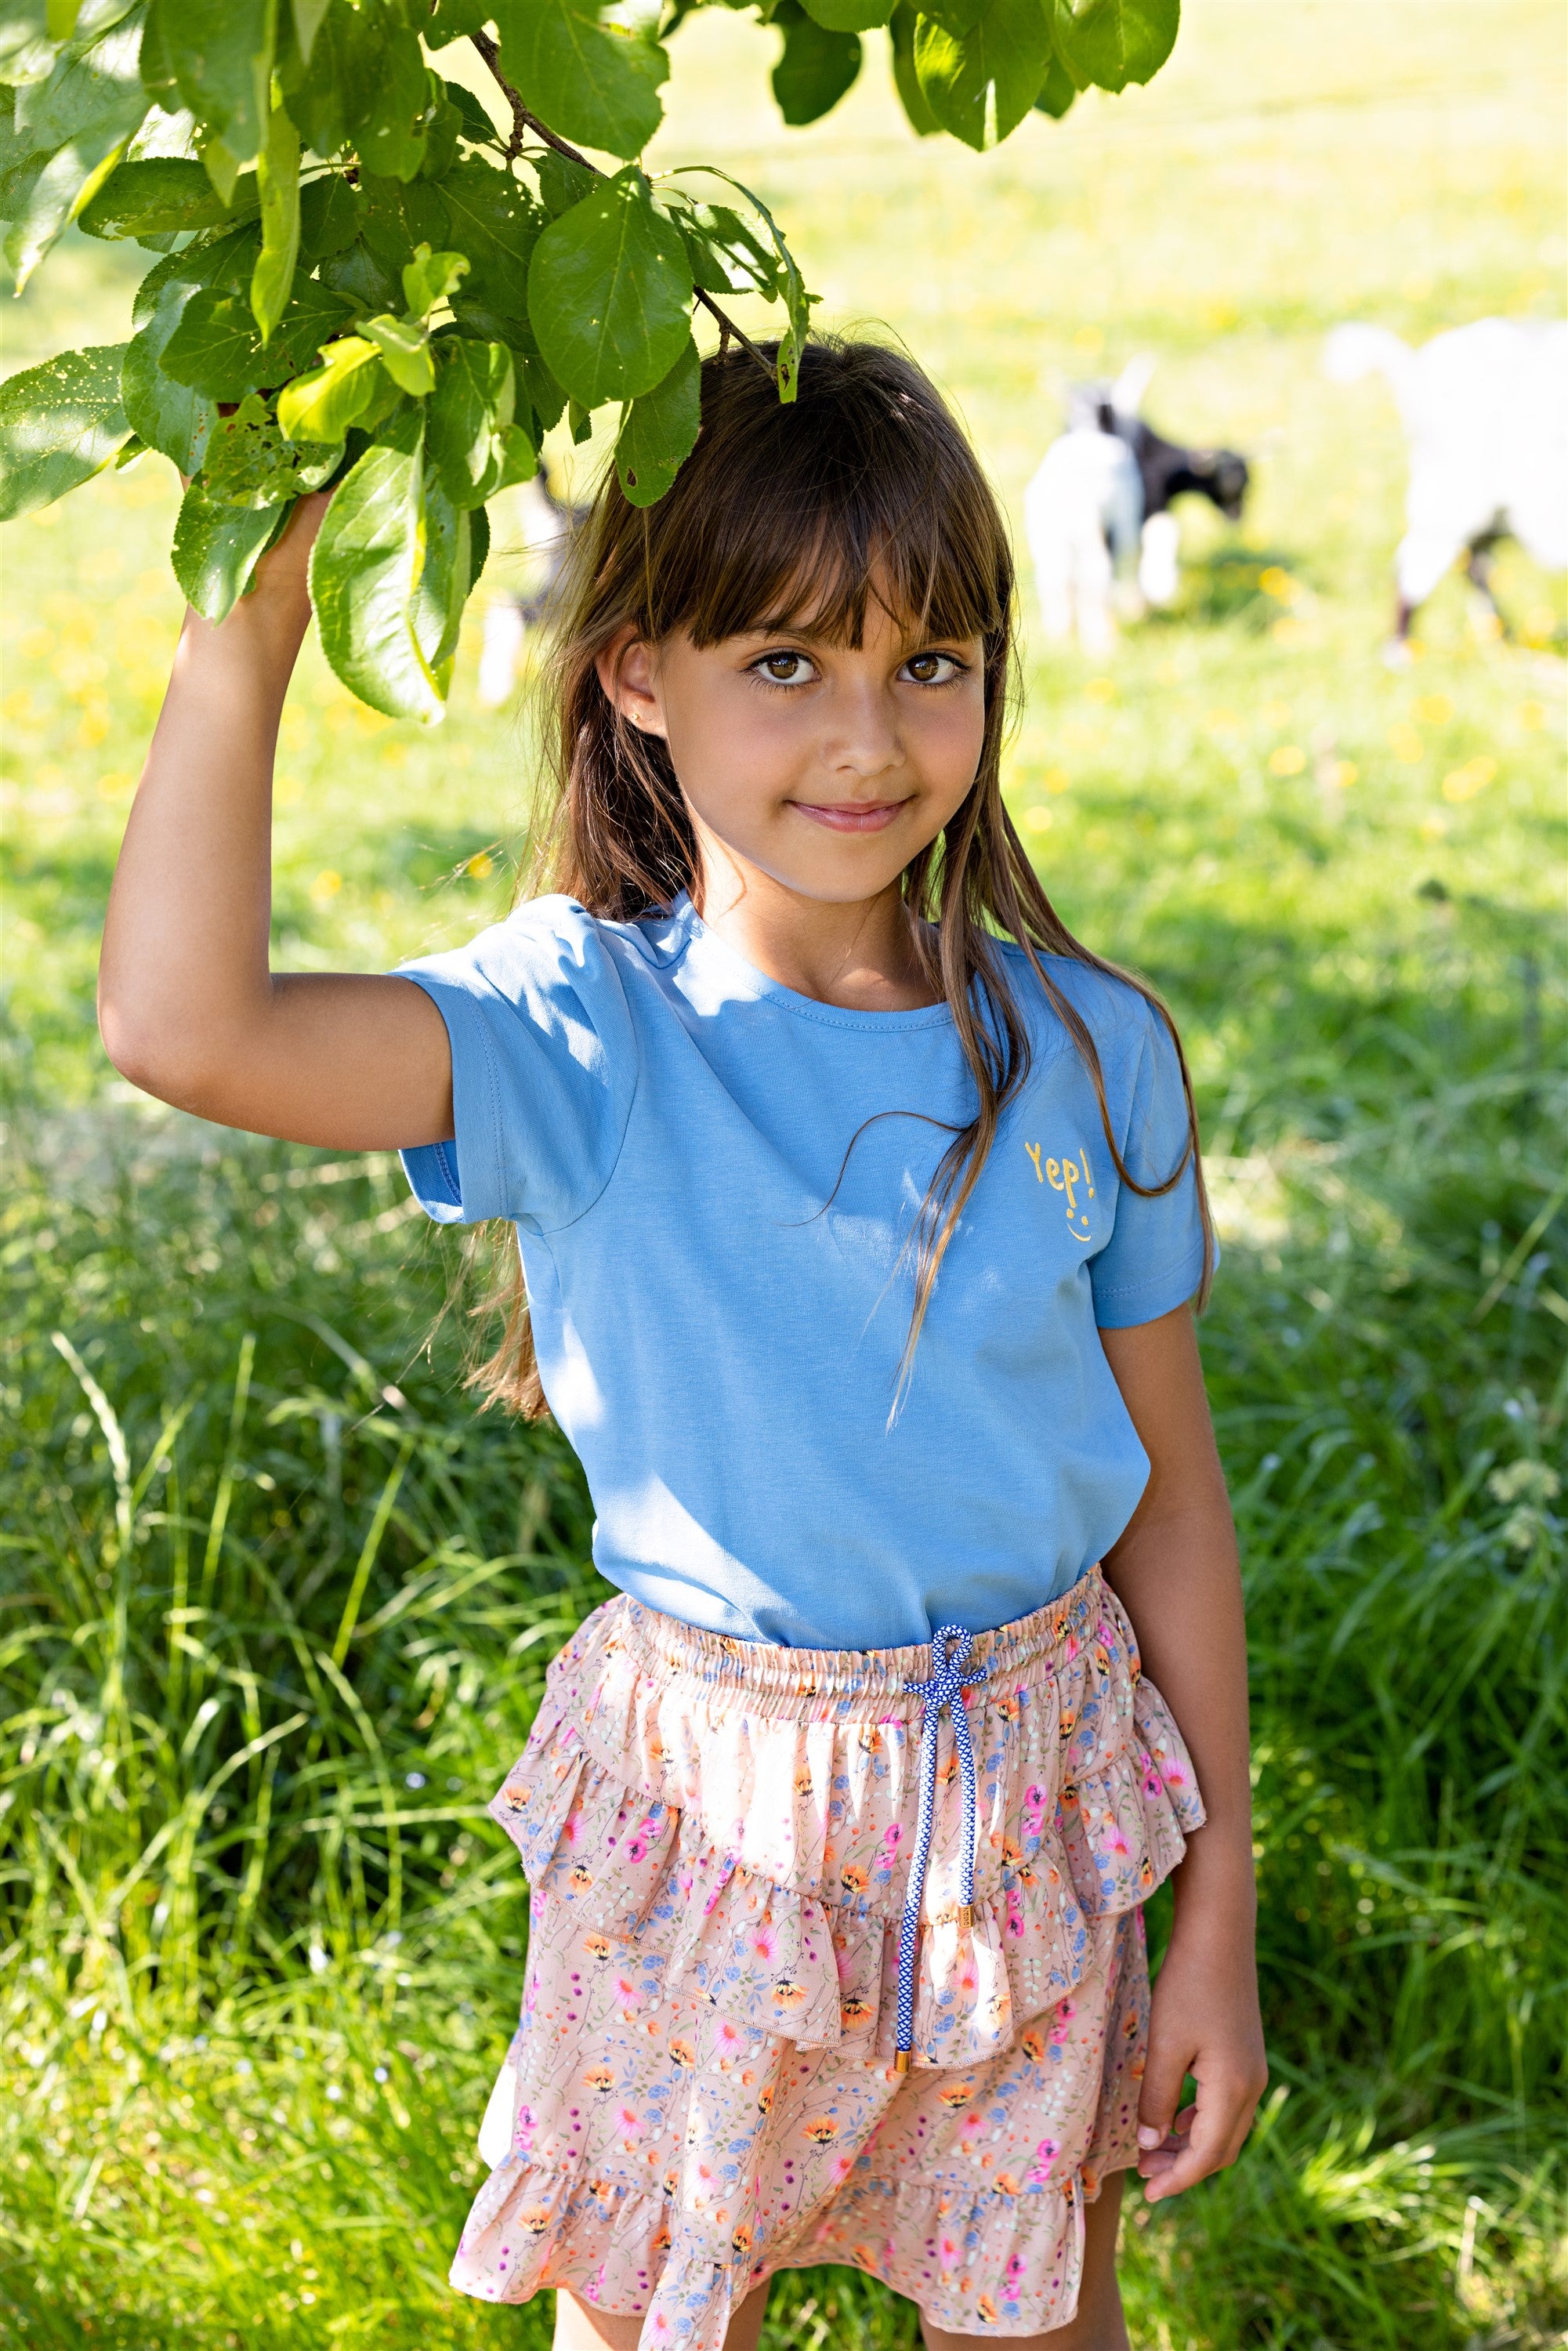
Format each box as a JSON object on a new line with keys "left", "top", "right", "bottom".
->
{"left": 788, "top": 797, "right": 911, "bottom": 834}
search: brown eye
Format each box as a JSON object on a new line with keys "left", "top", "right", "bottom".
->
{"left": 903, "top": 652, "right": 960, "bottom": 685}
{"left": 756, "top": 651, "right": 813, "bottom": 685}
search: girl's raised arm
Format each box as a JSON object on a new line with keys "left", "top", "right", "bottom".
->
{"left": 98, "top": 494, "right": 455, "bottom": 1151}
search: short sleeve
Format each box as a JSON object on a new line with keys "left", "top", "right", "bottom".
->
{"left": 393, "top": 895, "right": 638, "bottom": 1231}
{"left": 1088, "top": 1002, "right": 1213, "bottom": 1328}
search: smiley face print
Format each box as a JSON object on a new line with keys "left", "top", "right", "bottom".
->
{"left": 1023, "top": 1140, "right": 1095, "bottom": 1242}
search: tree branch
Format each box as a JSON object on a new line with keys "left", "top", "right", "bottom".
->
{"left": 467, "top": 30, "right": 775, "bottom": 383}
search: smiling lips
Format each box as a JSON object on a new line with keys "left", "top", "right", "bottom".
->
{"left": 789, "top": 798, "right": 911, "bottom": 833}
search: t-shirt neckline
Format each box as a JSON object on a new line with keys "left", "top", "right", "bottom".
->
{"left": 669, "top": 893, "right": 955, "bottom": 1033}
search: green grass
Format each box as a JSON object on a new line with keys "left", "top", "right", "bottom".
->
{"left": 2, "top": 3, "right": 1566, "bottom": 2344}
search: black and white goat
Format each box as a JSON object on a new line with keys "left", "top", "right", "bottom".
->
{"left": 1023, "top": 361, "right": 1251, "bottom": 650}
{"left": 1324, "top": 319, "right": 1567, "bottom": 650}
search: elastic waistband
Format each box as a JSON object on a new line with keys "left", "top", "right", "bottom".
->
{"left": 611, "top": 1567, "right": 1111, "bottom": 1708}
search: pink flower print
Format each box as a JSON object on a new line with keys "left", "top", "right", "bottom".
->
{"left": 1020, "top": 1784, "right": 1048, "bottom": 1841}
{"left": 938, "top": 2233, "right": 962, "bottom": 2273}
{"left": 1161, "top": 1757, "right": 1190, "bottom": 1791}
{"left": 1027, "top": 2134, "right": 1060, "bottom": 2185}
{"left": 751, "top": 1922, "right": 779, "bottom": 1965}
{"left": 1102, "top": 1824, "right": 1131, "bottom": 1860}
{"left": 617, "top": 2106, "right": 641, "bottom": 2136}
{"left": 959, "top": 2110, "right": 984, "bottom": 2140}
{"left": 1005, "top": 1885, "right": 1025, "bottom": 1940}
{"left": 1064, "top": 1632, "right": 1080, "bottom": 1661}
{"left": 714, "top": 2018, "right": 746, "bottom": 2055}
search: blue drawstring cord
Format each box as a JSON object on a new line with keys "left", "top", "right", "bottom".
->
{"left": 894, "top": 1625, "right": 990, "bottom": 2072}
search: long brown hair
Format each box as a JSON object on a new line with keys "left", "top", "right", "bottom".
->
{"left": 469, "top": 335, "right": 1213, "bottom": 1417}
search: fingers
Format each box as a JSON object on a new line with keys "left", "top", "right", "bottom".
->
{"left": 1135, "top": 2013, "right": 1190, "bottom": 2150}
{"left": 1137, "top": 2064, "right": 1264, "bottom": 2202}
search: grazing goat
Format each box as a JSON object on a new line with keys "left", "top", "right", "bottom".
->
{"left": 1024, "top": 362, "right": 1251, "bottom": 648}
{"left": 1324, "top": 318, "right": 1568, "bottom": 649}
{"left": 476, "top": 472, "right": 585, "bottom": 707}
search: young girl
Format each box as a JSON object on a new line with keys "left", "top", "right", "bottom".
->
{"left": 101, "top": 337, "right": 1266, "bottom": 2350}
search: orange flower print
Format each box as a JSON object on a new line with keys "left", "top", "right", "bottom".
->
{"left": 1139, "top": 1856, "right": 1155, "bottom": 1892}
{"left": 977, "top": 2293, "right": 999, "bottom": 2324}
{"left": 518, "top": 2203, "right": 553, "bottom": 2235}
{"left": 995, "top": 2171, "right": 1019, "bottom": 2196}
{"left": 570, "top": 1862, "right": 593, "bottom": 1890}
{"left": 1123, "top": 2009, "right": 1140, "bottom": 2040}
{"left": 1021, "top": 2027, "right": 1046, "bottom": 2062}
{"left": 663, "top": 2168, "right": 680, "bottom": 2197}
{"left": 801, "top": 2116, "right": 839, "bottom": 2144}
{"left": 584, "top": 1933, "right": 611, "bottom": 1959}
{"left": 732, "top": 2222, "right": 753, "bottom": 2257}
{"left": 938, "top": 1754, "right": 960, "bottom": 1787}
{"left": 937, "top": 2080, "right": 976, "bottom": 2107}
{"left": 856, "top": 1723, "right": 883, "bottom": 1754}
{"left": 651, "top": 2223, "right": 672, "bottom": 2255}
{"left": 840, "top": 1861, "right": 870, "bottom": 1895}
{"left": 584, "top": 2063, "right": 615, "bottom": 2094}
{"left": 794, "top": 1763, "right": 814, "bottom": 1795}
{"left": 668, "top": 2038, "right": 696, "bottom": 2069}
{"left": 842, "top": 1996, "right": 873, "bottom": 2029}
{"left": 1059, "top": 1704, "right": 1078, "bottom": 1737}
{"left": 1093, "top": 1643, "right": 1111, "bottom": 1676}
{"left": 773, "top": 1978, "right": 807, "bottom": 2010}
{"left": 756, "top": 2083, "right": 774, "bottom": 2115}
{"left": 851, "top": 2241, "right": 880, "bottom": 2273}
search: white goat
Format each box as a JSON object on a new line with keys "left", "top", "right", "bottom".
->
{"left": 1324, "top": 318, "right": 1567, "bottom": 647}
{"left": 1023, "top": 419, "right": 1144, "bottom": 654}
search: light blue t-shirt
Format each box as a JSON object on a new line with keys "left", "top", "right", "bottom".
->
{"left": 397, "top": 894, "right": 1209, "bottom": 1650}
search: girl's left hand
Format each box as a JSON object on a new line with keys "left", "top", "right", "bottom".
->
{"left": 1134, "top": 1909, "right": 1268, "bottom": 2201}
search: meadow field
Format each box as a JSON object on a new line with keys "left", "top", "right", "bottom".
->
{"left": 2, "top": 3, "right": 1565, "bottom": 2344}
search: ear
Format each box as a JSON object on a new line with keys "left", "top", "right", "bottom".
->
{"left": 595, "top": 624, "right": 667, "bottom": 738}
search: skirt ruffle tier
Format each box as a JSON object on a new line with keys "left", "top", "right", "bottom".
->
{"left": 451, "top": 1570, "right": 1204, "bottom": 2344}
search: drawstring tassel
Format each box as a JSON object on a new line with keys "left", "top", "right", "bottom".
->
{"left": 894, "top": 1625, "right": 989, "bottom": 2073}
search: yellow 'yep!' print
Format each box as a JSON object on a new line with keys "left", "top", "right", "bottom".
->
{"left": 1024, "top": 1141, "right": 1095, "bottom": 1242}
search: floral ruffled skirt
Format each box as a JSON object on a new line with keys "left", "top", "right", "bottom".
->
{"left": 451, "top": 1569, "right": 1204, "bottom": 2344}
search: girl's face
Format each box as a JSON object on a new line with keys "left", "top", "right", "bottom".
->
{"left": 596, "top": 596, "right": 987, "bottom": 907}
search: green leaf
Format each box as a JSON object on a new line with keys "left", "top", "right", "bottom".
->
{"left": 0, "top": 4, "right": 56, "bottom": 87}
{"left": 291, "top": 0, "right": 330, "bottom": 63}
{"left": 289, "top": 0, "right": 377, "bottom": 155}
{"left": 78, "top": 154, "right": 259, "bottom": 237}
{"left": 277, "top": 334, "right": 386, "bottom": 441}
{"left": 362, "top": 312, "right": 435, "bottom": 397}
{"left": 527, "top": 166, "right": 692, "bottom": 408}
{"left": 914, "top": 0, "right": 1052, "bottom": 149}
{"left": 534, "top": 148, "right": 595, "bottom": 221}
{"left": 438, "top": 155, "right": 544, "bottom": 310}
{"left": 799, "top": 0, "right": 894, "bottom": 29}
{"left": 48, "top": 0, "right": 83, "bottom": 38}
{"left": 417, "top": 76, "right": 461, "bottom": 182}
{"left": 411, "top": 471, "right": 469, "bottom": 690}
{"left": 121, "top": 274, "right": 215, "bottom": 470}
{"left": 132, "top": 220, "right": 261, "bottom": 327}
{"left": 0, "top": 341, "right": 129, "bottom": 519}
{"left": 675, "top": 167, "right": 813, "bottom": 399}
{"left": 889, "top": 0, "right": 939, "bottom": 131}
{"left": 319, "top": 236, "right": 400, "bottom": 315}
{"left": 401, "top": 242, "right": 468, "bottom": 317}
{"left": 1033, "top": 47, "right": 1075, "bottom": 114}
{"left": 359, "top": 170, "right": 449, "bottom": 270}
{"left": 170, "top": 473, "right": 284, "bottom": 621}
{"left": 200, "top": 388, "right": 342, "bottom": 506}
{"left": 428, "top": 0, "right": 491, "bottom": 35}
{"left": 251, "top": 102, "right": 300, "bottom": 343}
{"left": 309, "top": 412, "right": 446, "bottom": 724}
{"left": 355, "top": 24, "right": 435, "bottom": 182}
{"left": 440, "top": 77, "right": 502, "bottom": 150}
{"left": 160, "top": 0, "right": 274, "bottom": 166}
{"left": 298, "top": 170, "right": 360, "bottom": 263}
{"left": 1051, "top": 0, "right": 1177, "bottom": 91}
{"left": 162, "top": 273, "right": 350, "bottom": 400}
{"left": 771, "top": 0, "right": 860, "bottom": 125}
{"left": 426, "top": 335, "right": 535, "bottom": 507}
{"left": 493, "top": 0, "right": 668, "bottom": 163}
{"left": 668, "top": 198, "right": 781, "bottom": 298}
{"left": 615, "top": 331, "right": 697, "bottom": 507}
{"left": 0, "top": 18, "right": 147, "bottom": 284}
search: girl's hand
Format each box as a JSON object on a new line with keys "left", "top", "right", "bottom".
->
{"left": 247, "top": 487, "right": 331, "bottom": 620}
{"left": 1135, "top": 1902, "right": 1268, "bottom": 2201}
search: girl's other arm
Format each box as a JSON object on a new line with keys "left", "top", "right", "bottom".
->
{"left": 98, "top": 494, "right": 454, "bottom": 1150}
{"left": 1099, "top": 1302, "right": 1268, "bottom": 2201}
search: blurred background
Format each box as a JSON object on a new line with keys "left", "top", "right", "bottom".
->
{"left": 2, "top": 3, "right": 1564, "bottom": 2345}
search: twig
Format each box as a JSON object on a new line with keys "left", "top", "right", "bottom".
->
{"left": 467, "top": 31, "right": 774, "bottom": 380}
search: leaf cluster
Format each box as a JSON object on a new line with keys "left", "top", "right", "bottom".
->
{"left": 0, "top": 0, "right": 1177, "bottom": 719}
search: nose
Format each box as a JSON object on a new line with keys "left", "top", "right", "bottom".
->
{"left": 827, "top": 673, "right": 903, "bottom": 784}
